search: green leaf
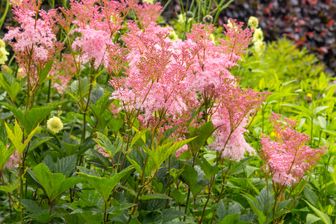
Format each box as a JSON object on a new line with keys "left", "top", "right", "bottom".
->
{"left": 181, "top": 164, "right": 203, "bottom": 195}
{"left": 44, "top": 155, "right": 77, "bottom": 177}
{"left": 139, "top": 193, "right": 171, "bottom": 201}
{"left": 5, "top": 120, "right": 23, "bottom": 153}
{"left": 78, "top": 165, "right": 134, "bottom": 202}
{"left": 0, "top": 180, "right": 19, "bottom": 193}
{"left": 21, "top": 199, "right": 52, "bottom": 223}
{"left": 0, "top": 71, "right": 21, "bottom": 102}
{"left": 198, "top": 157, "right": 218, "bottom": 179}
{"left": 305, "top": 200, "right": 332, "bottom": 224}
{"left": 94, "top": 132, "right": 121, "bottom": 157}
{"left": 29, "top": 163, "right": 81, "bottom": 201}
{"left": 188, "top": 122, "right": 214, "bottom": 152}
{"left": 5, "top": 120, "right": 40, "bottom": 154}
{"left": 39, "top": 61, "right": 53, "bottom": 84}
{"left": 131, "top": 127, "right": 147, "bottom": 148}
{"left": 219, "top": 214, "right": 246, "bottom": 224}
{"left": 306, "top": 214, "right": 321, "bottom": 224}
{"left": 313, "top": 106, "right": 328, "bottom": 115}
{"left": 145, "top": 137, "right": 195, "bottom": 177}
{"left": 243, "top": 193, "right": 267, "bottom": 224}
{"left": 126, "top": 156, "right": 142, "bottom": 176}
{"left": 0, "top": 141, "right": 14, "bottom": 170}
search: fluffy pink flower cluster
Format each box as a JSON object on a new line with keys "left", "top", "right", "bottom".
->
{"left": 4, "top": 1, "right": 57, "bottom": 64}
{"left": 111, "top": 18, "right": 265, "bottom": 160}
{"left": 211, "top": 83, "right": 266, "bottom": 160}
{"left": 4, "top": 0, "right": 59, "bottom": 89}
{"left": 261, "top": 113, "right": 324, "bottom": 186}
{"left": 4, "top": 0, "right": 265, "bottom": 161}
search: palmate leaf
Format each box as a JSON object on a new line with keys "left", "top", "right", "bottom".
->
{"left": 78, "top": 165, "right": 134, "bottom": 202}
{"left": 21, "top": 199, "right": 52, "bottom": 224}
{"left": 29, "top": 163, "right": 82, "bottom": 202}
{"left": 43, "top": 155, "right": 77, "bottom": 177}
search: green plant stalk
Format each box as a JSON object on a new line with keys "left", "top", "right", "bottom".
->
{"left": 47, "top": 79, "right": 52, "bottom": 103}
{"left": 0, "top": 0, "right": 10, "bottom": 29}
{"left": 214, "top": 0, "right": 233, "bottom": 23}
{"left": 81, "top": 74, "right": 95, "bottom": 143}
{"left": 103, "top": 201, "right": 108, "bottom": 223}
{"left": 199, "top": 175, "right": 215, "bottom": 224}
{"left": 128, "top": 156, "right": 149, "bottom": 223}
{"left": 183, "top": 151, "right": 198, "bottom": 221}
{"left": 206, "top": 0, "right": 212, "bottom": 15}
{"left": 198, "top": 125, "right": 236, "bottom": 223}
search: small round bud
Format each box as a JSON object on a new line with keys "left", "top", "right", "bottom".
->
{"left": 248, "top": 16, "right": 259, "bottom": 29}
{"left": 0, "top": 39, "right": 9, "bottom": 65}
{"left": 47, "top": 116, "right": 64, "bottom": 134}
{"left": 252, "top": 28, "right": 264, "bottom": 43}
{"left": 203, "top": 15, "right": 213, "bottom": 24}
{"left": 143, "top": 0, "right": 155, "bottom": 3}
{"left": 253, "top": 40, "right": 265, "bottom": 56}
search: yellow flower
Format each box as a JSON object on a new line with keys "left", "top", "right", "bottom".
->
{"left": 254, "top": 40, "right": 265, "bottom": 56}
{"left": 47, "top": 116, "right": 64, "bottom": 134}
{"left": 248, "top": 16, "right": 259, "bottom": 29}
{"left": 252, "top": 28, "right": 264, "bottom": 43}
{"left": 143, "top": 0, "right": 155, "bottom": 4}
{"left": 0, "top": 40, "right": 9, "bottom": 65}
{"left": 0, "top": 39, "right": 5, "bottom": 48}
{"left": 169, "top": 30, "right": 179, "bottom": 41}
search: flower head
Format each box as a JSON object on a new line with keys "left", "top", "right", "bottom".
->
{"left": 47, "top": 116, "right": 64, "bottom": 134}
{"left": 254, "top": 40, "right": 265, "bottom": 56}
{"left": 210, "top": 82, "right": 267, "bottom": 160}
{"left": 248, "top": 16, "right": 259, "bottom": 29}
{"left": 0, "top": 39, "right": 9, "bottom": 65}
{"left": 261, "top": 114, "right": 324, "bottom": 186}
{"left": 252, "top": 28, "right": 264, "bottom": 43}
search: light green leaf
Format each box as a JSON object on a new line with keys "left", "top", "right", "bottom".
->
{"left": 305, "top": 200, "right": 332, "bottom": 224}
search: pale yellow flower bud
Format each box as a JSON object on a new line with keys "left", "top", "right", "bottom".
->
{"left": 47, "top": 116, "right": 64, "bottom": 134}
{"left": 0, "top": 40, "right": 9, "bottom": 65}
{"left": 252, "top": 28, "right": 264, "bottom": 43}
{"left": 248, "top": 16, "right": 259, "bottom": 29}
{"left": 254, "top": 40, "right": 265, "bottom": 56}
{"left": 143, "top": 0, "right": 155, "bottom": 4}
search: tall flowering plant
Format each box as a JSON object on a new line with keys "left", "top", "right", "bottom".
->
{"left": 262, "top": 113, "right": 324, "bottom": 186}
{"left": 261, "top": 113, "right": 324, "bottom": 221}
